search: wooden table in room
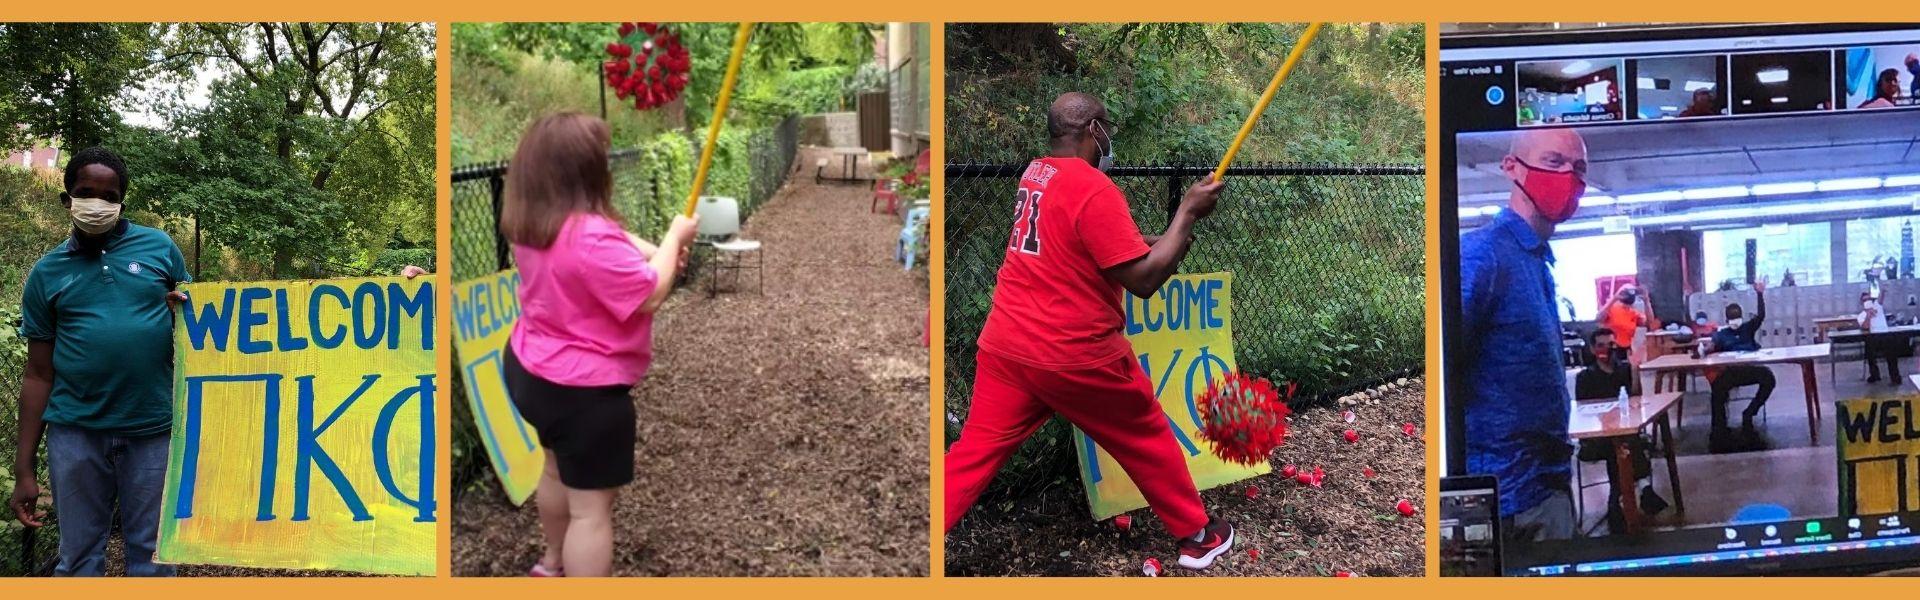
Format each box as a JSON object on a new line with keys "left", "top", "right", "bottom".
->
{"left": 1645, "top": 330, "right": 1696, "bottom": 359}
{"left": 1568, "top": 391, "right": 1686, "bottom": 535}
{"left": 1813, "top": 316, "right": 1859, "bottom": 343}
{"left": 1828, "top": 324, "right": 1920, "bottom": 383}
{"left": 1641, "top": 343, "right": 1831, "bottom": 444}
{"left": 1828, "top": 323, "right": 1920, "bottom": 348}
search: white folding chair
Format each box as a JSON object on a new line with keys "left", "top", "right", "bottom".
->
{"left": 694, "top": 196, "right": 763, "bottom": 296}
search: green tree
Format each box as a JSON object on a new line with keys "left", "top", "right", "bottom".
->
{"left": 126, "top": 22, "right": 436, "bottom": 278}
{"left": 0, "top": 23, "right": 156, "bottom": 153}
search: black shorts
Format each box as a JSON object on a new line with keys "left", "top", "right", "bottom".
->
{"left": 503, "top": 345, "right": 636, "bottom": 490}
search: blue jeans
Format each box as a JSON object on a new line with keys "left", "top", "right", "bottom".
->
{"left": 45, "top": 424, "right": 175, "bottom": 577}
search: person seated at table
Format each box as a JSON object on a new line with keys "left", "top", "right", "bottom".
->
{"left": 1573, "top": 328, "right": 1669, "bottom": 533}
{"left": 1860, "top": 291, "right": 1904, "bottom": 385}
{"left": 1705, "top": 279, "right": 1773, "bottom": 453}
{"left": 1688, "top": 311, "right": 1716, "bottom": 339}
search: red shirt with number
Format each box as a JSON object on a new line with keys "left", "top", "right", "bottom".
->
{"left": 976, "top": 156, "right": 1151, "bottom": 371}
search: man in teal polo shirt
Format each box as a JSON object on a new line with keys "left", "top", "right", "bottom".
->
{"left": 9, "top": 147, "right": 189, "bottom": 576}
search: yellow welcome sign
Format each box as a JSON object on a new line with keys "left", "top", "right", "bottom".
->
{"left": 452, "top": 269, "right": 544, "bottom": 504}
{"left": 158, "top": 277, "right": 436, "bottom": 576}
{"left": 1836, "top": 395, "right": 1920, "bottom": 516}
{"left": 1074, "top": 272, "right": 1269, "bottom": 521}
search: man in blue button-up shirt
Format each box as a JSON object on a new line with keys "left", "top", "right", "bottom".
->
{"left": 1457, "top": 127, "right": 1589, "bottom": 543}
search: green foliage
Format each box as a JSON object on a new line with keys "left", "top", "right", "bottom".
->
{"left": 677, "top": 23, "right": 876, "bottom": 128}
{"left": 0, "top": 23, "right": 157, "bottom": 152}
{"left": 124, "top": 23, "right": 437, "bottom": 280}
{"left": 453, "top": 50, "right": 676, "bottom": 165}
{"left": 372, "top": 247, "right": 435, "bottom": 276}
{"left": 0, "top": 168, "right": 77, "bottom": 572}
{"left": 945, "top": 23, "right": 1425, "bottom": 164}
{"left": 734, "top": 65, "right": 859, "bottom": 125}
{"left": 453, "top": 22, "right": 870, "bottom": 164}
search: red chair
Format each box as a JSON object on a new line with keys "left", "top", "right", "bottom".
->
{"left": 871, "top": 179, "right": 899, "bottom": 214}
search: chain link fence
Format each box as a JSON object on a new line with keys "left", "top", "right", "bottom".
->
{"left": 943, "top": 159, "right": 1426, "bottom": 499}
{"left": 449, "top": 116, "right": 799, "bottom": 503}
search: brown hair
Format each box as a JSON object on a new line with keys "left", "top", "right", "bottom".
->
{"left": 500, "top": 112, "right": 619, "bottom": 248}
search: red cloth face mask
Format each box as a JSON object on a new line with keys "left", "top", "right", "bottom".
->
{"left": 1512, "top": 158, "right": 1585, "bottom": 223}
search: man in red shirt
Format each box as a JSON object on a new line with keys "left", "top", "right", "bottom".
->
{"left": 946, "top": 92, "right": 1231, "bottom": 570}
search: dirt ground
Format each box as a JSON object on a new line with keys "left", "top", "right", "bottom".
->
{"left": 451, "top": 173, "right": 930, "bottom": 577}
{"left": 944, "top": 379, "right": 1427, "bottom": 577}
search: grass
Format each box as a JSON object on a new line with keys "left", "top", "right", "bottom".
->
{"left": 452, "top": 51, "right": 679, "bottom": 165}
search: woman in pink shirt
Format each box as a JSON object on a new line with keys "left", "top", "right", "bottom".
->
{"left": 498, "top": 112, "right": 698, "bottom": 577}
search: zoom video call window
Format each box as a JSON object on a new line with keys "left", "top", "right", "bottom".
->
{"left": 1440, "top": 24, "right": 1920, "bottom": 577}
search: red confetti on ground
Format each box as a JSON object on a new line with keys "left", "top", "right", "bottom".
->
{"left": 1396, "top": 499, "right": 1417, "bottom": 517}
{"left": 1343, "top": 429, "right": 1359, "bottom": 443}
{"left": 1363, "top": 466, "right": 1377, "bottom": 478}
{"left": 1246, "top": 486, "right": 1260, "bottom": 499}
{"left": 1402, "top": 422, "right": 1418, "bottom": 437}
{"left": 1335, "top": 570, "right": 1356, "bottom": 577}
{"left": 1249, "top": 548, "right": 1261, "bottom": 561}
{"left": 1295, "top": 472, "right": 1313, "bottom": 485}
{"left": 1142, "top": 557, "right": 1162, "bottom": 577}
{"left": 1114, "top": 514, "right": 1131, "bottom": 532}
{"left": 1280, "top": 464, "right": 1298, "bottom": 478}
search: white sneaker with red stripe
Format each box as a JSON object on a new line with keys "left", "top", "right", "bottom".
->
{"left": 1176, "top": 518, "right": 1235, "bottom": 570}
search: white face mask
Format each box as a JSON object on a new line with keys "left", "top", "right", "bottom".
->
{"left": 68, "top": 196, "right": 121, "bottom": 235}
{"left": 1091, "top": 120, "right": 1115, "bottom": 173}
{"left": 1728, "top": 318, "right": 1744, "bottom": 329}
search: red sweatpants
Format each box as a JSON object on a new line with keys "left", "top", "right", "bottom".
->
{"left": 944, "top": 350, "right": 1208, "bottom": 538}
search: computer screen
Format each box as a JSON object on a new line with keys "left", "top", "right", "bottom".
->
{"left": 1440, "top": 23, "right": 1920, "bottom": 576}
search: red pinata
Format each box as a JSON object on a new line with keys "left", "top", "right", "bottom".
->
{"left": 1196, "top": 373, "right": 1295, "bottom": 466}
{"left": 604, "top": 23, "right": 693, "bottom": 110}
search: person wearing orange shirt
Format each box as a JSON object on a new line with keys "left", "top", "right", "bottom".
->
{"left": 1598, "top": 285, "right": 1655, "bottom": 392}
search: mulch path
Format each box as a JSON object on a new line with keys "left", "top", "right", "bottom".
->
{"left": 451, "top": 174, "right": 930, "bottom": 577}
{"left": 944, "top": 379, "right": 1427, "bottom": 577}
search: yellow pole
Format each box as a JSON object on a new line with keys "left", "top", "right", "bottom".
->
{"left": 683, "top": 22, "right": 754, "bottom": 216}
{"left": 1211, "top": 22, "right": 1322, "bottom": 183}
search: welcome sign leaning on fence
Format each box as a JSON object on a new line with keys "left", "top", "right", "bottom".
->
{"left": 1077, "top": 272, "right": 1268, "bottom": 520}
{"left": 157, "top": 277, "right": 436, "bottom": 575}
{"left": 451, "top": 269, "right": 543, "bottom": 504}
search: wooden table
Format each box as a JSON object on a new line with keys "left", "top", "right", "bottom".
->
{"left": 1645, "top": 330, "right": 1696, "bottom": 358}
{"left": 1828, "top": 323, "right": 1920, "bottom": 344}
{"left": 828, "top": 147, "right": 866, "bottom": 181}
{"left": 1814, "top": 316, "right": 1860, "bottom": 343}
{"left": 1568, "top": 391, "right": 1686, "bottom": 534}
{"left": 1829, "top": 324, "right": 1920, "bottom": 382}
{"left": 1641, "top": 343, "right": 1831, "bottom": 443}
